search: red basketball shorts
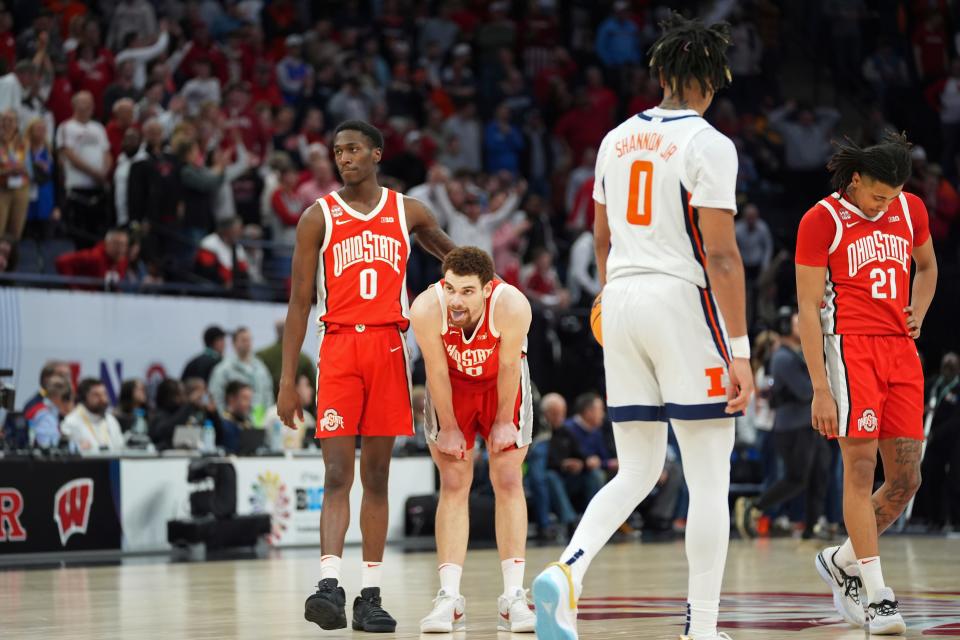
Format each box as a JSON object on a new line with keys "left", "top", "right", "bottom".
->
{"left": 315, "top": 324, "right": 413, "bottom": 439}
{"left": 424, "top": 360, "right": 534, "bottom": 450}
{"left": 823, "top": 334, "right": 924, "bottom": 440}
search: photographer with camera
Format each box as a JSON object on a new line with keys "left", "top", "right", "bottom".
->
{"left": 735, "top": 307, "right": 831, "bottom": 539}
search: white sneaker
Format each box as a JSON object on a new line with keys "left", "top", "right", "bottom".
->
{"left": 532, "top": 563, "right": 581, "bottom": 640}
{"left": 815, "top": 546, "right": 866, "bottom": 627}
{"left": 419, "top": 588, "right": 466, "bottom": 633}
{"left": 679, "top": 633, "right": 733, "bottom": 640}
{"left": 498, "top": 587, "right": 536, "bottom": 632}
{"left": 867, "top": 587, "right": 906, "bottom": 635}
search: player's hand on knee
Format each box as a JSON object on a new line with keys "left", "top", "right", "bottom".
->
{"left": 277, "top": 382, "right": 303, "bottom": 430}
{"left": 488, "top": 421, "right": 517, "bottom": 453}
{"left": 812, "top": 389, "right": 839, "bottom": 438}
{"left": 437, "top": 426, "right": 467, "bottom": 459}
{"left": 725, "top": 358, "right": 754, "bottom": 414}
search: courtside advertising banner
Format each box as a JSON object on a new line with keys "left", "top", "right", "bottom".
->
{"left": 0, "top": 459, "right": 122, "bottom": 554}
{"left": 118, "top": 456, "right": 434, "bottom": 551}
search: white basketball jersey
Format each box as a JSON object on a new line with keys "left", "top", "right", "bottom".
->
{"left": 594, "top": 107, "right": 738, "bottom": 289}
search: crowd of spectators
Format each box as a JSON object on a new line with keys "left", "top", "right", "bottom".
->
{"left": 0, "top": 2, "right": 957, "bottom": 329}
{"left": 2, "top": 0, "right": 960, "bottom": 541}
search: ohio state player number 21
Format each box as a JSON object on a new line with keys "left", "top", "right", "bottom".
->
{"left": 869, "top": 267, "right": 897, "bottom": 300}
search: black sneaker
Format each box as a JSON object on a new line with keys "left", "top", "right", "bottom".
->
{"left": 304, "top": 578, "right": 347, "bottom": 630}
{"left": 352, "top": 587, "right": 397, "bottom": 633}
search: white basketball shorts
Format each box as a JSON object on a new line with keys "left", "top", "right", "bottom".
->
{"left": 602, "top": 273, "right": 735, "bottom": 422}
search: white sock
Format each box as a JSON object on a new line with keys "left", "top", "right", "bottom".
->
{"left": 320, "top": 554, "right": 342, "bottom": 582}
{"left": 361, "top": 560, "right": 382, "bottom": 589}
{"left": 439, "top": 563, "right": 462, "bottom": 596}
{"left": 560, "top": 421, "right": 668, "bottom": 585}
{"left": 834, "top": 538, "right": 858, "bottom": 569}
{"left": 858, "top": 556, "right": 886, "bottom": 603}
{"left": 672, "top": 418, "right": 735, "bottom": 639}
{"left": 501, "top": 558, "right": 525, "bottom": 595}
{"left": 687, "top": 600, "right": 720, "bottom": 639}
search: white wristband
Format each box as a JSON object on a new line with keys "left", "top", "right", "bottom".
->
{"left": 729, "top": 335, "right": 750, "bottom": 359}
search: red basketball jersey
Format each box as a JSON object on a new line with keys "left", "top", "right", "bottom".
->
{"left": 435, "top": 278, "right": 517, "bottom": 386}
{"left": 316, "top": 188, "right": 411, "bottom": 331}
{"left": 795, "top": 190, "right": 930, "bottom": 335}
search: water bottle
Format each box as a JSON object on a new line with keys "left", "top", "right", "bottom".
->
{"left": 271, "top": 418, "right": 284, "bottom": 453}
{"left": 202, "top": 419, "right": 216, "bottom": 453}
{"left": 132, "top": 408, "right": 148, "bottom": 436}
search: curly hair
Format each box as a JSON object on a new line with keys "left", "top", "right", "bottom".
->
{"left": 441, "top": 246, "right": 494, "bottom": 284}
{"left": 648, "top": 11, "right": 733, "bottom": 99}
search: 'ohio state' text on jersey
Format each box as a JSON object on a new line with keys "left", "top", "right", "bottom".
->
{"left": 795, "top": 191, "right": 930, "bottom": 336}
{"left": 315, "top": 188, "right": 411, "bottom": 331}
{"left": 434, "top": 279, "right": 523, "bottom": 386}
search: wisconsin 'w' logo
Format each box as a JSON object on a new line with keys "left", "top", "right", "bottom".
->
{"left": 54, "top": 478, "right": 94, "bottom": 546}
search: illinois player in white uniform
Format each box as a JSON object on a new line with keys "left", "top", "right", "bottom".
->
{"left": 533, "top": 13, "right": 753, "bottom": 640}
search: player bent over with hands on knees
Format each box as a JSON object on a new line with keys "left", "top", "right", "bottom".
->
{"left": 276, "top": 119, "right": 455, "bottom": 633}
{"left": 410, "top": 246, "right": 536, "bottom": 633}
{"left": 797, "top": 133, "right": 937, "bottom": 635}
{"left": 533, "top": 12, "right": 752, "bottom": 640}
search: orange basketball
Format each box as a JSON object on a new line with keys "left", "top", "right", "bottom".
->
{"left": 590, "top": 293, "right": 602, "bottom": 346}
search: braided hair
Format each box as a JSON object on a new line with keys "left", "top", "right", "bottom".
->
{"left": 827, "top": 131, "right": 913, "bottom": 192}
{"left": 648, "top": 12, "right": 733, "bottom": 100}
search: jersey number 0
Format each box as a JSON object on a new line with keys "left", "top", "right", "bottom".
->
{"left": 627, "top": 160, "right": 654, "bottom": 226}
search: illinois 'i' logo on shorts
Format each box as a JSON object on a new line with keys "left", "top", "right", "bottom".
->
{"left": 320, "top": 409, "right": 345, "bottom": 432}
{"left": 857, "top": 409, "right": 878, "bottom": 432}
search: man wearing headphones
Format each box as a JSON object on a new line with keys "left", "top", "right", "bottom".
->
{"left": 735, "top": 307, "right": 832, "bottom": 539}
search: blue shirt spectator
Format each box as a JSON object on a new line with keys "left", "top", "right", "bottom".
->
{"left": 219, "top": 380, "right": 254, "bottom": 453}
{"left": 17, "top": 370, "right": 72, "bottom": 448}
{"left": 276, "top": 36, "right": 313, "bottom": 105}
{"left": 564, "top": 392, "right": 617, "bottom": 471}
{"left": 484, "top": 104, "right": 525, "bottom": 176}
{"left": 596, "top": 6, "right": 642, "bottom": 68}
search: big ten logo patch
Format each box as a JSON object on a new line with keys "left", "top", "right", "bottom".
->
{"left": 249, "top": 471, "right": 290, "bottom": 545}
{"left": 320, "top": 409, "right": 345, "bottom": 431}
{"left": 0, "top": 488, "right": 27, "bottom": 542}
{"left": 331, "top": 205, "right": 343, "bottom": 217}
{"left": 857, "top": 409, "right": 878, "bottom": 432}
{"left": 54, "top": 479, "right": 94, "bottom": 546}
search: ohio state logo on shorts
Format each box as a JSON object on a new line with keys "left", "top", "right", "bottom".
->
{"left": 857, "top": 409, "right": 879, "bottom": 433}
{"left": 54, "top": 478, "right": 94, "bottom": 546}
{"left": 320, "top": 409, "right": 345, "bottom": 432}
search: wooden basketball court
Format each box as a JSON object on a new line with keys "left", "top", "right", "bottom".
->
{"left": 2, "top": 537, "right": 958, "bottom": 639}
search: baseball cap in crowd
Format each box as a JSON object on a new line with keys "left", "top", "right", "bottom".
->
{"left": 285, "top": 34, "right": 303, "bottom": 48}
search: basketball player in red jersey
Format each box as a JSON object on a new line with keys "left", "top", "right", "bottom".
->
{"left": 796, "top": 133, "right": 937, "bottom": 635}
{"left": 408, "top": 247, "right": 536, "bottom": 634}
{"left": 277, "top": 120, "right": 455, "bottom": 633}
